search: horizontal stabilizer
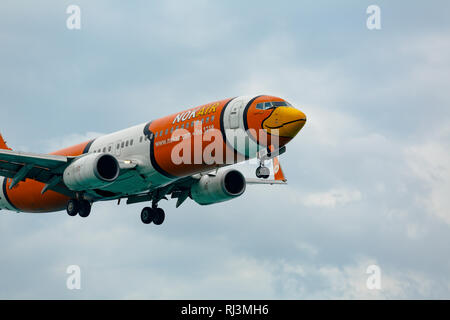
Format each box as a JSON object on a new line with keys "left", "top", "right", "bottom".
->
{"left": 246, "top": 178, "right": 287, "bottom": 185}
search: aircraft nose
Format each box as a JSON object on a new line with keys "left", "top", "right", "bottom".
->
{"left": 262, "top": 107, "right": 307, "bottom": 138}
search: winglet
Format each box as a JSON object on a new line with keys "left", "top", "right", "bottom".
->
{"left": 273, "top": 156, "right": 287, "bottom": 182}
{"left": 0, "top": 133, "right": 12, "bottom": 150}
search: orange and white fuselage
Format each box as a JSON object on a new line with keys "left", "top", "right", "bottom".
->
{"left": 0, "top": 95, "right": 306, "bottom": 215}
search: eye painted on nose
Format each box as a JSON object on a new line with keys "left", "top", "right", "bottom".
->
{"left": 262, "top": 107, "right": 306, "bottom": 138}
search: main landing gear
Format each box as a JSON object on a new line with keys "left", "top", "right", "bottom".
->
{"left": 141, "top": 206, "right": 165, "bottom": 225}
{"left": 66, "top": 199, "right": 92, "bottom": 218}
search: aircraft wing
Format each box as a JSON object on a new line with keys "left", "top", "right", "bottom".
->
{"left": 0, "top": 149, "right": 74, "bottom": 196}
{"left": 126, "top": 175, "right": 197, "bottom": 208}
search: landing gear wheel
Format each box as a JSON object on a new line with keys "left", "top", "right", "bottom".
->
{"left": 153, "top": 208, "right": 165, "bottom": 225}
{"left": 78, "top": 200, "right": 91, "bottom": 218}
{"left": 256, "top": 166, "right": 270, "bottom": 179}
{"left": 141, "top": 207, "right": 155, "bottom": 224}
{"left": 66, "top": 199, "right": 79, "bottom": 216}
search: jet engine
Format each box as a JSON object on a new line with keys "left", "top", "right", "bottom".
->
{"left": 190, "top": 169, "right": 246, "bottom": 205}
{"left": 63, "top": 153, "right": 120, "bottom": 191}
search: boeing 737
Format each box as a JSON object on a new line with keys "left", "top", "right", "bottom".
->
{"left": 0, "top": 95, "right": 306, "bottom": 225}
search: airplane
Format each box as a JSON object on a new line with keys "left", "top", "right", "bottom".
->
{"left": 0, "top": 95, "right": 306, "bottom": 225}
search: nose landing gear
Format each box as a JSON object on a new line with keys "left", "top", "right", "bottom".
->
{"left": 256, "top": 163, "right": 270, "bottom": 179}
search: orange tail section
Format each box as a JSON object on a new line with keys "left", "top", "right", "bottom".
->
{"left": 0, "top": 133, "right": 12, "bottom": 150}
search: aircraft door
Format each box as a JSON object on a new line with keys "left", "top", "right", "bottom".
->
{"left": 230, "top": 100, "right": 243, "bottom": 129}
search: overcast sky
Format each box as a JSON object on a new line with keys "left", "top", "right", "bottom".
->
{"left": 1, "top": 0, "right": 449, "bottom": 299}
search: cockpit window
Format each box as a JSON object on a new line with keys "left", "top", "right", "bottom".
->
{"left": 256, "top": 101, "right": 292, "bottom": 110}
{"left": 272, "top": 101, "right": 292, "bottom": 107}
{"left": 256, "top": 102, "right": 272, "bottom": 110}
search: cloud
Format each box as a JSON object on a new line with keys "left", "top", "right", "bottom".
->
{"left": 299, "top": 188, "right": 362, "bottom": 208}
{"left": 269, "top": 256, "right": 441, "bottom": 299}
{"left": 1, "top": 1, "right": 450, "bottom": 300}
{"left": 405, "top": 139, "right": 450, "bottom": 225}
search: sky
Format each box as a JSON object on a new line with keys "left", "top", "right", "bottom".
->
{"left": 1, "top": 0, "right": 450, "bottom": 299}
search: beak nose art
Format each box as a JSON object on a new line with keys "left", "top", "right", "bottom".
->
{"left": 262, "top": 107, "right": 306, "bottom": 138}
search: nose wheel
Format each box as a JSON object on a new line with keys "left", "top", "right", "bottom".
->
{"left": 256, "top": 165, "right": 270, "bottom": 179}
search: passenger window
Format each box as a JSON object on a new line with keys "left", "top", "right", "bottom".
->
{"left": 117, "top": 143, "right": 120, "bottom": 149}
{"left": 206, "top": 117, "right": 209, "bottom": 123}
{"left": 121, "top": 142, "right": 124, "bottom": 148}
{"left": 160, "top": 130, "right": 163, "bottom": 136}
{"left": 170, "top": 127, "right": 174, "bottom": 133}
{"left": 185, "top": 122, "right": 189, "bottom": 129}
{"left": 181, "top": 124, "right": 184, "bottom": 129}
{"left": 191, "top": 121, "right": 194, "bottom": 127}
{"left": 126, "top": 141, "right": 129, "bottom": 147}
{"left": 108, "top": 146, "right": 111, "bottom": 152}
{"left": 176, "top": 125, "right": 179, "bottom": 130}
{"left": 130, "top": 139, "right": 133, "bottom": 146}
{"left": 103, "top": 147, "right": 106, "bottom": 152}
{"left": 165, "top": 128, "right": 168, "bottom": 135}
{"left": 201, "top": 118, "right": 204, "bottom": 123}
{"left": 139, "top": 136, "right": 143, "bottom": 143}
{"left": 211, "top": 115, "right": 215, "bottom": 121}
{"left": 155, "top": 132, "right": 158, "bottom": 138}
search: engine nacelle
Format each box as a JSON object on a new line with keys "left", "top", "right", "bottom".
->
{"left": 191, "top": 169, "right": 246, "bottom": 205}
{"left": 63, "top": 153, "right": 120, "bottom": 191}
